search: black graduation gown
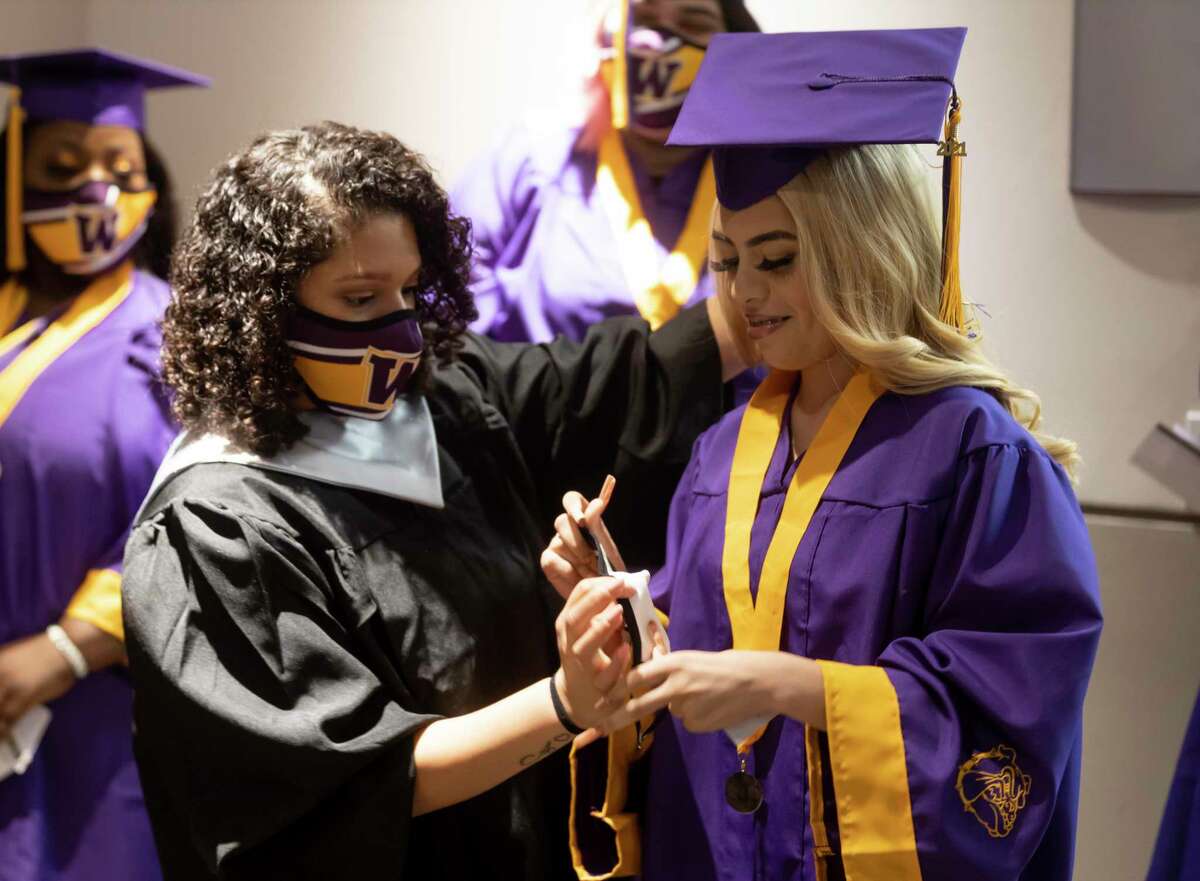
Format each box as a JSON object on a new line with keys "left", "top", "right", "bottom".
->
{"left": 121, "top": 306, "right": 721, "bottom": 880}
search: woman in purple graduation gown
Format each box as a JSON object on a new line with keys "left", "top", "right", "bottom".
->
{"left": 452, "top": 0, "right": 758, "bottom": 343}
{"left": 547, "top": 28, "right": 1103, "bottom": 881}
{"left": 0, "top": 50, "right": 207, "bottom": 881}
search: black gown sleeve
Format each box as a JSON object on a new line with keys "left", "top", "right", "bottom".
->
{"left": 455, "top": 302, "right": 722, "bottom": 568}
{"left": 123, "top": 498, "right": 437, "bottom": 880}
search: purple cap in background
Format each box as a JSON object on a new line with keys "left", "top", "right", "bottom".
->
{"left": 0, "top": 47, "right": 210, "bottom": 130}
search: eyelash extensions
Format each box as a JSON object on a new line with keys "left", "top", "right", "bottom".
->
{"left": 707, "top": 254, "right": 795, "bottom": 273}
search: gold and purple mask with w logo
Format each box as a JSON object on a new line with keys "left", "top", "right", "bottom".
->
{"left": 287, "top": 307, "right": 424, "bottom": 420}
{"left": 625, "top": 26, "right": 706, "bottom": 133}
{"left": 599, "top": 2, "right": 708, "bottom": 136}
{"left": 22, "top": 181, "right": 156, "bottom": 276}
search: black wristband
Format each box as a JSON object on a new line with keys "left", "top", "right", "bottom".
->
{"left": 549, "top": 674, "right": 584, "bottom": 735}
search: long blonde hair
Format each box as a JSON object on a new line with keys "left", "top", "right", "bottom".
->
{"left": 716, "top": 144, "right": 1080, "bottom": 477}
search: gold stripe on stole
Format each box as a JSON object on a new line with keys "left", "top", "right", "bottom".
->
{"left": 65, "top": 568, "right": 125, "bottom": 642}
{"left": 595, "top": 128, "right": 716, "bottom": 330}
{"left": 816, "top": 660, "right": 922, "bottom": 881}
{"left": 721, "top": 369, "right": 881, "bottom": 663}
{"left": 0, "top": 262, "right": 134, "bottom": 429}
{"left": 723, "top": 370, "right": 921, "bottom": 879}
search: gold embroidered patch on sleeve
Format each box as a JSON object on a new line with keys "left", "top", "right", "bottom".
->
{"left": 955, "top": 745, "right": 1031, "bottom": 838}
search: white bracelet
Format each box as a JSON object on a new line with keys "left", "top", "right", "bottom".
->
{"left": 45, "top": 624, "right": 89, "bottom": 680}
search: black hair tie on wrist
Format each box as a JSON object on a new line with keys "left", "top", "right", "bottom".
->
{"left": 550, "top": 675, "right": 584, "bottom": 735}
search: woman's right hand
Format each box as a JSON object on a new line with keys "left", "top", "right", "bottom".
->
{"left": 541, "top": 475, "right": 628, "bottom": 599}
{"left": 0, "top": 633, "right": 75, "bottom": 739}
{"left": 553, "top": 575, "right": 635, "bottom": 732}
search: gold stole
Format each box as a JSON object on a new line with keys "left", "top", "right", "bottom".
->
{"left": 0, "top": 262, "right": 135, "bottom": 429}
{"left": 594, "top": 128, "right": 716, "bottom": 330}
{"left": 721, "top": 368, "right": 882, "bottom": 751}
{"left": 0, "top": 263, "right": 136, "bottom": 641}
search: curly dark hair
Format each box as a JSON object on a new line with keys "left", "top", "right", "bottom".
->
{"left": 163, "top": 121, "right": 477, "bottom": 456}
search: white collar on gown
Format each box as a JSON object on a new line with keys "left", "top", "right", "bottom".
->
{"left": 139, "top": 394, "right": 444, "bottom": 520}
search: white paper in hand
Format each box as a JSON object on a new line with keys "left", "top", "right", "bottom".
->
{"left": 0, "top": 705, "right": 52, "bottom": 781}
{"left": 615, "top": 570, "right": 667, "bottom": 663}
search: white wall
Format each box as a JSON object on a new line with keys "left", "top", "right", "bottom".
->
{"left": 84, "top": 0, "right": 601, "bottom": 242}
{"left": 1080, "top": 517, "right": 1200, "bottom": 881}
{"left": 0, "top": 0, "right": 86, "bottom": 52}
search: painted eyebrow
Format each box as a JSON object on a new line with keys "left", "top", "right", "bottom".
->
{"left": 334, "top": 272, "right": 391, "bottom": 282}
{"left": 711, "top": 230, "right": 798, "bottom": 247}
{"left": 681, "top": 6, "right": 715, "bottom": 24}
{"left": 745, "top": 231, "right": 798, "bottom": 247}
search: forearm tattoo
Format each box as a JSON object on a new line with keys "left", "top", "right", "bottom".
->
{"left": 519, "top": 732, "right": 574, "bottom": 767}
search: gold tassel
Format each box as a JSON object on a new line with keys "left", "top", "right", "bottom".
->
{"left": 609, "top": 0, "right": 630, "bottom": 130}
{"left": 936, "top": 93, "right": 966, "bottom": 333}
{"left": 4, "top": 86, "right": 25, "bottom": 273}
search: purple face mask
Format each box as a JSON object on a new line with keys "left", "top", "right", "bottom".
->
{"left": 625, "top": 26, "right": 707, "bottom": 134}
{"left": 286, "top": 306, "right": 424, "bottom": 419}
{"left": 22, "top": 180, "right": 158, "bottom": 275}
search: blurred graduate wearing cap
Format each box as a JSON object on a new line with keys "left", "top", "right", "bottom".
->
{"left": 560, "top": 28, "right": 1103, "bottom": 881}
{"left": 452, "top": 0, "right": 758, "bottom": 342}
{"left": 0, "top": 47, "right": 207, "bottom": 881}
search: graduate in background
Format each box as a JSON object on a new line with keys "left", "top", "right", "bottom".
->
{"left": 545, "top": 28, "right": 1104, "bottom": 881}
{"left": 452, "top": 0, "right": 758, "bottom": 343}
{"left": 121, "top": 121, "right": 747, "bottom": 880}
{"left": 0, "top": 49, "right": 208, "bottom": 881}
{"left": 1146, "top": 689, "right": 1200, "bottom": 881}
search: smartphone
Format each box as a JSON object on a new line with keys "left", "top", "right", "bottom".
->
{"left": 580, "top": 526, "right": 663, "bottom": 666}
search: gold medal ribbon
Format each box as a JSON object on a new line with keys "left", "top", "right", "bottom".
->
{"left": 722, "top": 369, "right": 883, "bottom": 751}
{"left": 595, "top": 128, "right": 716, "bottom": 330}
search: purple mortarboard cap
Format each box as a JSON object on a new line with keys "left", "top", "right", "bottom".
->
{"left": 667, "top": 28, "right": 967, "bottom": 210}
{"left": 0, "top": 48, "right": 210, "bottom": 130}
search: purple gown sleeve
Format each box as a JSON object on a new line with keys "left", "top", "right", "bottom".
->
{"left": 451, "top": 127, "right": 542, "bottom": 336}
{"left": 64, "top": 322, "right": 176, "bottom": 640}
{"left": 814, "top": 445, "right": 1103, "bottom": 881}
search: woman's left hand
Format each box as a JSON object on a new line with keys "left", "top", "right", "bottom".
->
{"left": 600, "top": 649, "right": 826, "bottom": 736}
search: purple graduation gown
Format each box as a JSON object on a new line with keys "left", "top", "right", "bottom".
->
{"left": 1146, "top": 687, "right": 1200, "bottom": 881}
{"left": 451, "top": 124, "right": 716, "bottom": 343}
{"left": 616, "top": 385, "right": 1101, "bottom": 881}
{"left": 0, "top": 268, "right": 173, "bottom": 881}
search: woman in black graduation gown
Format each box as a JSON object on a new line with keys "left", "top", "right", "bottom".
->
{"left": 121, "top": 121, "right": 743, "bottom": 880}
